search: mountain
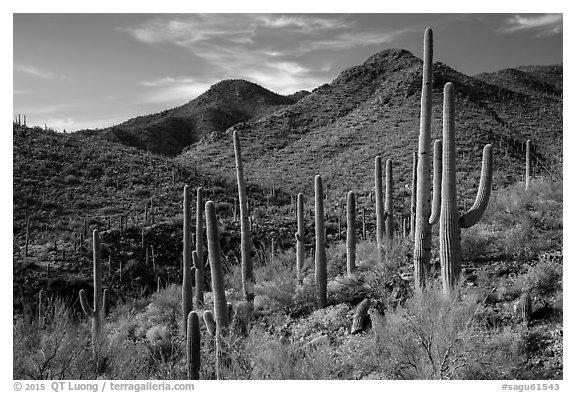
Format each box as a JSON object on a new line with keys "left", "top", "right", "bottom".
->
{"left": 475, "top": 65, "right": 562, "bottom": 99}
{"left": 79, "top": 79, "right": 304, "bottom": 156}
{"left": 179, "top": 49, "right": 562, "bottom": 203}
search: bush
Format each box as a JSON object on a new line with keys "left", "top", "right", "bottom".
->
{"left": 13, "top": 299, "right": 93, "bottom": 379}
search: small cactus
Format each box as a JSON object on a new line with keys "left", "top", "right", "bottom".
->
{"left": 429, "top": 140, "right": 442, "bottom": 225}
{"left": 385, "top": 159, "right": 394, "bottom": 242}
{"left": 233, "top": 131, "right": 254, "bottom": 303}
{"left": 410, "top": 152, "right": 417, "bottom": 240}
{"left": 295, "top": 193, "right": 305, "bottom": 281}
{"left": 186, "top": 311, "right": 201, "bottom": 379}
{"left": 182, "top": 186, "right": 193, "bottom": 334}
{"left": 346, "top": 191, "right": 356, "bottom": 277}
{"left": 525, "top": 140, "right": 532, "bottom": 190}
{"left": 38, "top": 289, "right": 44, "bottom": 329}
{"left": 374, "top": 156, "right": 385, "bottom": 249}
{"left": 439, "top": 83, "right": 493, "bottom": 293}
{"left": 518, "top": 293, "right": 532, "bottom": 323}
{"left": 78, "top": 229, "right": 104, "bottom": 373}
{"left": 315, "top": 175, "right": 327, "bottom": 308}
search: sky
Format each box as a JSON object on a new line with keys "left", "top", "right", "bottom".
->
{"left": 13, "top": 12, "right": 563, "bottom": 132}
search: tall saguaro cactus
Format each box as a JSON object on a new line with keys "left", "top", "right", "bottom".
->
{"left": 346, "top": 191, "right": 356, "bottom": 277}
{"left": 233, "top": 131, "right": 254, "bottom": 303}
{"left": 374, "top": 156, "right": 385, "bottom": 249}
{"left": 315, "top": 175, "right": 328, "bottom": 308}
{"left": 182, "top": 185, "right": 193, "bottom": 334}
{"left": 414, "top": 27, "right": 434, "bottom": 293}
{"left": 195, "top": 186, "right": 204, "bottom": 308}
{"left": 205, "top": 201, "right": 229, "bottom": 332}
{"left": 186, "top": 311, "right": 201, "bottom": 379}
{"left": 429, "top": 140, "right": 442, "bottom": 225}
{"left": 295, "top": 193, "right": 305, "bottom": 281}
{"left": 439, "top": 83, "right": 493, "bottom": 293}
{"left": 385, "top": 159, "right": 394, "bottom": 241}
{"left": 410, "top": 152, "right": 417, "bottom": 240}
{"left": 205, "top": 200, "right": 228, "bottom": 379}
{"left": 525, "top": 140, "right": 532, "bottom": 190}
{"left": 79, "top": 229, "right": 103, "bottom": 373}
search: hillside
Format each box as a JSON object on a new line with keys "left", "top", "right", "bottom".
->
{"left": 78, "top": 79, "right": 305, "bottom": 156}
{"left": 180, "top": 50, "right": 562, "bottom": 207}
{"left": 12, "top": 44, "right": 563, "bottom": 381}
{"left": 475, "top": 65, "right": 562, "bottom": 99}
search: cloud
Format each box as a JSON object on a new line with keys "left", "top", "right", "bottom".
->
{"left": 14, "top": 64, "right": 68, "bottom": 80}
{"left": 123, "top": 14, "right": 411, "bottom": 95}
{"left": 253, "top": 14, "right": 354, "bottom": 32}
{"left": 294, "top": 29, "right": 413, "bottom": 53}
{"left": 500, "top": 14, "right": 562, "bottom": 36}
{"left": 139, "top": 77, "right": 214, "bottom": 104}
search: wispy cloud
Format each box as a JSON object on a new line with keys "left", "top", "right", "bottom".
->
{"left": 139, "top": 76, "right": 214, "bottom": 104}
{"left": 14, "top": 64, "right": 68, "bottom": 80}
{"left": 252, "top": 14, "right": 354, "bottom": 32}
{"left": 122, "top": 14, "right": 410, "bottom": 95}
{"left": 499, "top": 14, "right": 562, "bottom": 37}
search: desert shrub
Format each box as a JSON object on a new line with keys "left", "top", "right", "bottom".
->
{"left": 521, "top": 254, "right": 562, "bottom": 298}
{"left": 244, "top": 329, "right": 330, "bottom": 379}
{"left": 373, "top": 286, "right": 484, "bottom": 379}
{"left": 463, "top": 180, "right": 562, "bottom": 263}
{"left": 13, "top": 299, "right": 93, "bottom": 379}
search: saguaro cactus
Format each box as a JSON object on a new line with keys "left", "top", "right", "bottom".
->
{"left": 186, "top": 311, "right": 201, "bottom": 379}
{"left": 346, "top": 191, "right": 356, "bottom": 277}
{"left": 374, "top": 156, "right": 385, "bottom": 249}
{"left": 205, "top": 200, "right": 228, "bottom": 380}
{"left": 439, "top": 83, "right": 493, "bottom": 293}
{"left": 195, "top": 186, "right": 204, "bottom": 308}
{"left": 518, "top": 293, "right": 532, "bottom": 323}
{"left": 233, "top": 131, "right": 254, "bottom": 303}
{"left": 79, "top": 229, "right": 104, "bottom": 373}
{"left": 385, "top": 159, "right": 394, "bottom": 241}
{"left": 525, "top": 140, "right": 532, "bottom": 190}
{"left": 295, "top": 193, "right": 305, "bottom": 281}
{"left": 315, "top": 175, "right": 328, "bottom": 308}
{"left": 410, "top": 152, "right": 417, "bottom": 240}
{"left": 205, "top": 201, "right": 229, "bottom": 332}
{"left": 38, "top": 289, "right": 44, "bottom": 328}
{"left": 182, "top": 186, "right": 193, "bottom": 333}
{"left": 414, "top": 27, "right": 434, "bottom": 293}
{"left": 429, "top": 140, "right": 442, "bottom": 225}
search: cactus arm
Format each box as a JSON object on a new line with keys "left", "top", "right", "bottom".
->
{"left": 203, "top": 310, "right": 216, "bottom": 337}
{"left": 314, "top": 175, "right": 328, "bottom": 308}
{"left": 233, "top": 131, "right": 254, "bottom": 303}
{"left": 413, "top": 28, "right": 434, "bottom": 292}
{"left": 429, "top": 139, "right": 442, "bottom": 225}
{"left": 205, "top": 200, "right": 229, "bottom": 335}
{"left": 79, "top": 289, "right": 94, "bottom": 317}
{"left": 460, "top": 144, "right": 493, "bottom": 229}
{"left": 182, "top": 186, "right": 193, "bottom": 333}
